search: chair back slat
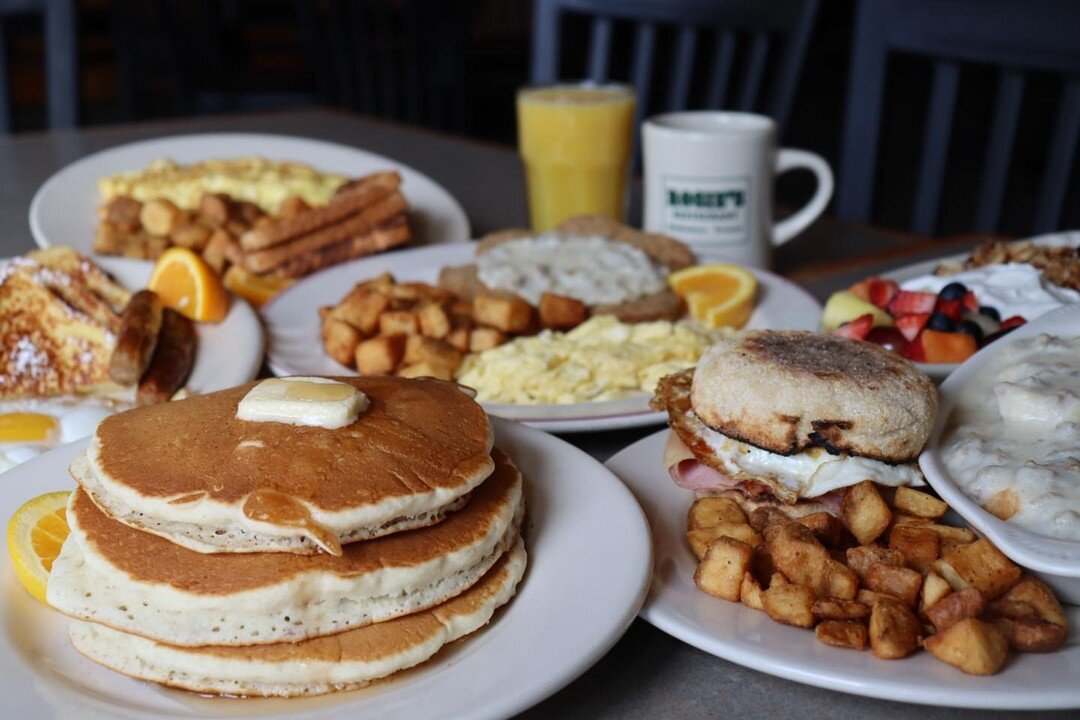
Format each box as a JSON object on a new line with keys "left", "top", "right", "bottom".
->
{"left": 1034, "top": 79, "right": 1080, "bottom": 233}
{"left": 630, "top": 21, "right": 657, "bottom": 129}
{"left": 587, "top": 16, "right": 613, "bottom": 82}
{"left": 975, "top": 70, "right": 1025, "bottom": 232}
{"left": 666, "top": 26, "right": 698, "bottom": 112}
{"left": 531, "top": 0, "right": 819, "bottom": 137}
{"left": 705, "top": 30, "right": 737, "bottom": 109}
{"left": 737, "top": 33, "right": 770, "bottom": 112}
{"left": 912, "top": 60, "right": 960, "bottom": 235}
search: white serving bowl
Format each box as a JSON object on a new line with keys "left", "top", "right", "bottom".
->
{"left": 919, "top": 304, "right": 1080, "bottom": 603}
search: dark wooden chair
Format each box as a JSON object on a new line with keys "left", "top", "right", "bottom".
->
{"left": 0, "top": 0, "right": 77, "bottom": 133}
{"left": 530, "top": 0, "right": 820, "bottom": 136}
{"left": 837, "top": 0, "right": 1080, "bottom": 236}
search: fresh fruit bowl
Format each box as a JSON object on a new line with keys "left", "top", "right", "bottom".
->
{"left": 821, "top": 277, "right": 1027, "bottom": 381}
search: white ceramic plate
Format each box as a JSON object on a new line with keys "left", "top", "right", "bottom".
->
{"left": 920, "top": 304, "right": 1080, "bottom": 601}
{"left": 0, "top": 418, "right": 651, "bottom": 720}
{"left": 881, "top": 230, "right": 1080, "bottom": 382}
{"left": 609, "top": 429, "right": 1080, "bottom": 710}
{"left": 263, "top": 243, "right": 822, "bottom": 433}
{"left": 1, "top": 256, "right": 262, "bottom": 471}
{"left": 29, "top": 133, "right": 471, "bottom": 253}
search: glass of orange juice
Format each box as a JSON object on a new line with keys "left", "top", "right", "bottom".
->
{"left": 516, "top": 83, "right": 635, "bottom": 232}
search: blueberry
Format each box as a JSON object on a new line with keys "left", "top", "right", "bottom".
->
{"left": 938, "top": 282, "right": 968, "bottom": 301}
{"left": 956, "top": 319, "right": 984, "bottom": 342}
{"left": 926, "top": 312, "right": 956, "bottom": 332}
{"left": 979, "top": 305, "right": 1001, "bottom": 322}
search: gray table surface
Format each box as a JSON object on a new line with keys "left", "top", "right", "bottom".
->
{"left": 0, "top": 109, "right": 1069, "bottom": 719}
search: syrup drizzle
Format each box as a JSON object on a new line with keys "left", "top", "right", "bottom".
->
{"left": 242, "top": 488, "right": 342, "bottom": 556}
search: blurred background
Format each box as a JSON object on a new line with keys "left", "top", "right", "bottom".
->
{"left": 1, "top": 0, "right": 1077, "bottom": 237}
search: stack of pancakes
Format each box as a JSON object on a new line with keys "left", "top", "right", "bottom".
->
{"left": 46, "top": 376, "right": 527, "bottom": 697}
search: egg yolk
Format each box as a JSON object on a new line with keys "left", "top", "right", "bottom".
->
{"left": 0, "top": 413, "right": 59, "bottom": 443}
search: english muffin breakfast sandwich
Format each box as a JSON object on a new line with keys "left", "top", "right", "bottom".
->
{"left": 652, "top": 330, "right": 937, "bottom": 518}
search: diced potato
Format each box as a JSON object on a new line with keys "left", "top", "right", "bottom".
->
{"left": 762, "top": 574, "right": 816, "bottom": 628}
{"left": 101, "top": 195, "right": 143, "bottom": 231}
{"left": 445, "top": 327, "right": 470, "bottom": 352}
{"left": 712, "top": 522, "right": 763, "bottom": 548}
{"left": 418, "top": 302, "right": 452, "bottom": 338}
{"left": 889, "top": 525, "right": 941, "bottom": 572}
{"left": 202, "top": 229, "right": 233, "bottom": 273}
{"left": 355, "top": 335, "right": 406, "bottom": 376}
{"left": 937, "top": 539, "right": 1021, "bottom": 600}
{"left": 822, "top": 560, "right": 859, "bottom": 600}
{"left": 765, "top": 522, "right": 830, "bottom": 592}
{"left": 199, "top": 193, "right": 233, "bottom": 225}
{"left": 360, "top": 272, "right": 395, "bottom": 294}
{"left": 982, "top": 488, "right": 1020, "bottom": 520}
{"left": 322, "top": 316, "right": 361, "bottom": 366}
{"left": 336, "top": 290, "right": 391, "bottom": 335}
{"left": 924, "top": 618, "right": 1008, "bottom": 675}
{"left": 740, "top": 572, "right": 765, "bottom": 611}
{"left": 1002, "top": 617, "right": 1068, "bottom": 653}
{"left": 926, "top": 524, "right": 976, "bottom": 544}
{"left": 469, "top": 327, "right": 507, "bottom": 352}
{"left": 845, "top": 545, "right": 903, "bottom": 580}
{"left": 397, "top": 361, "right": 454, "bottom": 381}
{"left": 865, "top": 563, "right": 923, "bottom": 607}
{"left": 857, "top": 588, "right": 900, "bottom": 606}
{"left": 891, "top": 513, "right": 933, "bottom": 528}
{"left": 278, "top": 195, "right": 311, "bottom": 219}
{"left": 379, "top": 310, "right": 420, "bottom": 336}
{"left": 747, "top": 506, "right": 791, "bottom": 533}
{"left": 868, "top": 597, "right": 922, "bottom": 659}
{"left": 539, "top": 292, "right": 588, "bottom": 329}
{"left": 992, "top": 575, "right": 1067, "bottom": 627}
{"left": 170, "top": 222, "right": 212, "bottom": 251}
{"left": 796, "top": 512, "right": 845, "bottom": 547}
{"left": 695, "top": 537, "right": 753, "bottom": 602}
{"left": 842, "top": 480, "right": 892, "bottom": 545}
{"left": 140, "top": 198, "right": 184, "bottom": 236}
{"left": 473, "top": 290, "right": 534, "bottom": 333}
{"left": 404, "top": 335, "right": 464, "bottom": 372}
{"left": 812, "top": 598, "right": 870, "bottom": 621}
{"left": 815, "top": 620, "right": 868, "bottom": 650}
{"left": 688, "top": 497, "right": 747, "bottom": 530}
{"left": 925, "top": 587, "right": 987, "bottom": 632}
{"left": 892, "top": 486, "right": 948, "bottom": 519}
{"left": 920, "top": 571, "right": 953, "bottom": 614}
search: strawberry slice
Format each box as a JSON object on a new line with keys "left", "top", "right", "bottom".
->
{"left": 887, "top": 290, "right": 936, "bottom": 316}
{"left": 869, "top": 278, "right": 899, "bottom": 310}
{"left": 900, "top": 334, "right": 927, "bottom": 362}
{"left": 849, "top": 279, "right": 873, "bottom": 302}
{"left": 921, "top": 330, "right": 978, "bottom": 363}
{"left": 895, "top": 313, "right": 930, "bottom": 342}
{"left": 935, "top": 298, "right": 964, "bottom": 320}
{"left": 833, "top": 313, "right": 873, "bottom": 341}
{"left": 962, "top": 290, "right": 979, "bottom": 313}
{"left": 999, "top": 315, "right": 1027, "bottom": 331}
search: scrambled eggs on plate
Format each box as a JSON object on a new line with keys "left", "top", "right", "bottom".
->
{"left": 456, "top": 315, "right": 729, "bottom": 404}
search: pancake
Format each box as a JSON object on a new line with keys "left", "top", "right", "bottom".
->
{"left": 68, "top": 539, "right": 526, "bottom": 698}
{"left": 48, "top": 448, "right": 523, "bottom": 646}
{"left": 80, "top": 376, "right": 494, "bottom": 554}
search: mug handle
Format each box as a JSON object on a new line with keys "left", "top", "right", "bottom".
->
{"left": 772, "top": 149, "right": 834, "bottom": 246}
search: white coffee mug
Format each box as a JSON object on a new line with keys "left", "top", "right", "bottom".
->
{"left": 643, "top": 111, "right": 833, "bottom": 268}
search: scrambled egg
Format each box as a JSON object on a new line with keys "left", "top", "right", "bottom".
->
{"left": 98, "top": 157, "right": 347, "bottom": 212}
{"left": 456, "top": 315, "right": 730, "bottom": 404}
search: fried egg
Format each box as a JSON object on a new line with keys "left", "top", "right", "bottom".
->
{"left": 0, "top": 399, "right": 119, "bottom": 473}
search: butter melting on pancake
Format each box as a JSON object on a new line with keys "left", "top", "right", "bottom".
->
{"left": 84, "top": 376, "right": 494, "bottom": 554}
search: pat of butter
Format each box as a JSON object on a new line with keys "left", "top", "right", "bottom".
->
{"left": 237, "top": 377, "right": 367, "bottom": 429}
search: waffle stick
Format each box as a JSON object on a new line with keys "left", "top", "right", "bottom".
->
{"left": 239, "top": 171, "right": 402, "bottom": 252}
{"left": 241, "top": 191, "right": 407, "bottom": 274}
{"left": 268, "top": 214, "right": 411, "bottom": 278}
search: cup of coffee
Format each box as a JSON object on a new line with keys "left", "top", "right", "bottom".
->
{"left": 643, "top": 111, "right": 833, "bottom": 268}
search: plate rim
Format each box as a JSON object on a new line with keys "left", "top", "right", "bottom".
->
{"left": 607, "top": 428, "right": 1080, "bottom": 711}
{"left": 28, "top": 131, "right": 471, "bottom": 251}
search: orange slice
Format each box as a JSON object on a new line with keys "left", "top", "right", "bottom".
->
{"left": 7, "top": 490, "right": 71, "bottom": 605}
{"left": 669, "top": 264, "right": 757, "bottom": 328}
{"left": 148, "top": 247, "right": 230, "bottom": 323}
{"left": 223, "top": 265, "right": 295, "bottom": 309}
